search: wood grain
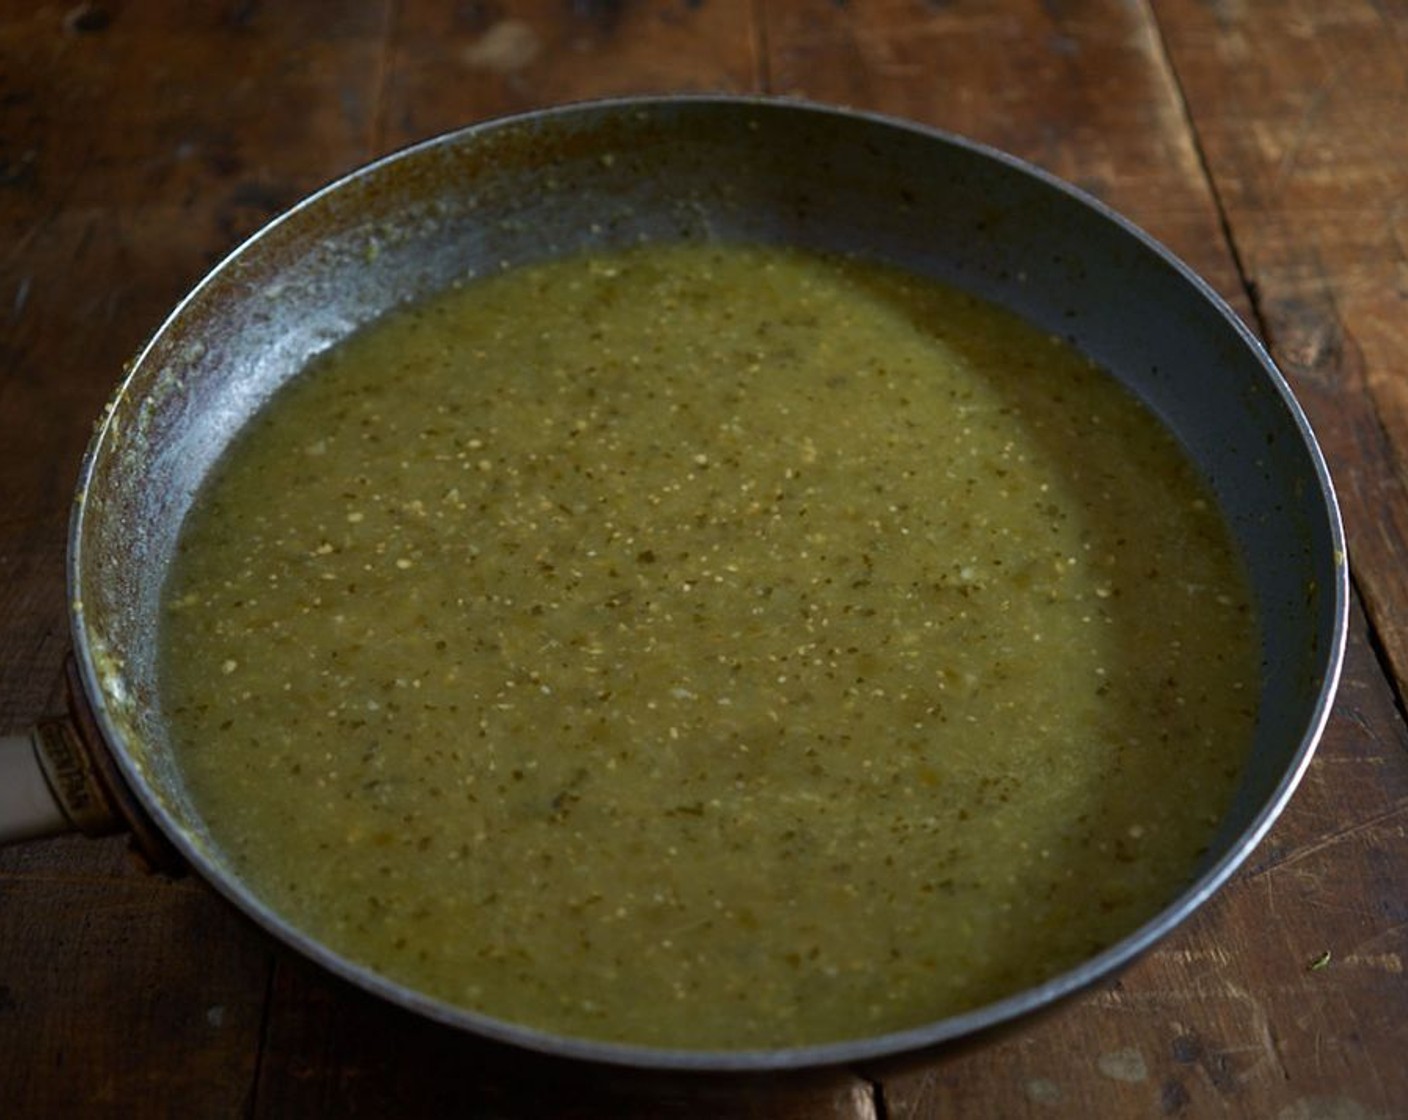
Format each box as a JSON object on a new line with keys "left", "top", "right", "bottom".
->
{"left": 252, "top": 954, "right": 876, "bottom": 1118}
{"left": 0, "top": 837, "right": 271, "bottom": 1116}
{"left": 0, "top": 0, "right": 1404, "bottom": 1116}
{"left": 0, "top": 4, "right": 388, "bottom": 723}
{"left": 0, "top": 5, "right": 387, "bottom": 1116}
{"left": 761, "top": 0, "right": 1248, "bottom": 305}
{"left": 374, "top": 0, "right": 758, "bottom": 148}
{"left": 1155, "top": 0, "right": 1408, "bottom": 698}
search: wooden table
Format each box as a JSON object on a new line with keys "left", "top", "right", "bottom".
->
{"left": 2, "top": 2, "right": 1405, "bottom": 1115}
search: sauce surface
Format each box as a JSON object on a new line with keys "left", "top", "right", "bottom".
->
{"left": 160, "top": 243, "right": 1258, "bottom": 1049}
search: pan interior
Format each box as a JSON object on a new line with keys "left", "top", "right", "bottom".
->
{"left": 155, "top": 240, "right": 1260, "bottom": 1049}
{"left": 71, "top": 98, "right": 1345, "bottom": 1065}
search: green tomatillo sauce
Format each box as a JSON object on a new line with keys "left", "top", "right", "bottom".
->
{"left": 160, "top": 243, "right": 1258, "bottom": 1049}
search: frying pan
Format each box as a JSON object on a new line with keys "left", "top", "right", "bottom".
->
{"left": 0, "top": 96, "right": 1347, "bottom": 1071}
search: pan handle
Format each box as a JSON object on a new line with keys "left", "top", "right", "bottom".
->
{"left": 0, "top": 718, "right": 124, "bottom": 844}
{"left": 0, "top": 659, "right": 184, "bottom": 871}
{"left": 0, "top": 728, "right": 75, "bottom": 842}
